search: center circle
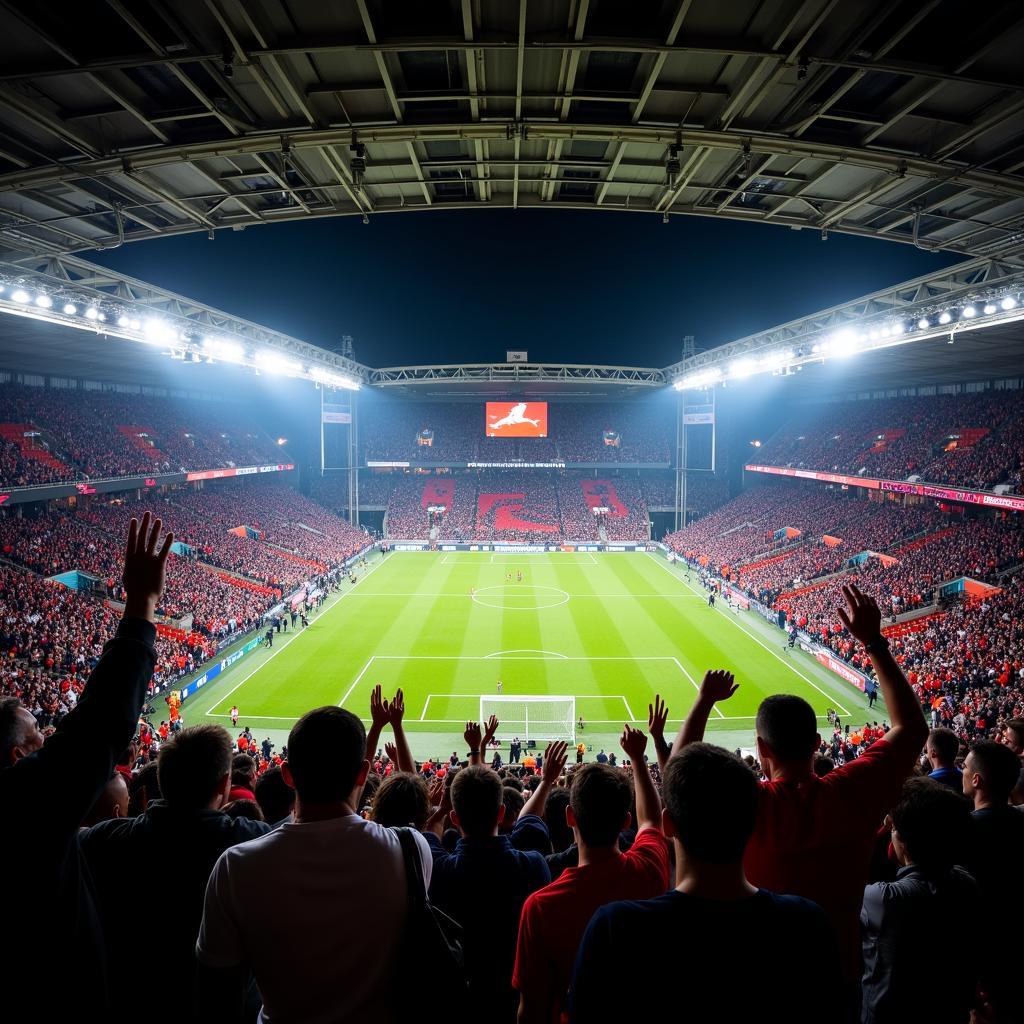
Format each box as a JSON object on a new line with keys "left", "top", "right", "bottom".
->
{"left": 472, "top": 584, "right": 570, "bottom": 611}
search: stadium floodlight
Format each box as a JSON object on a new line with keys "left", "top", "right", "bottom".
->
{"left": 117, "top": 315, "right": 130, "bottom": 327}
{"left": 729, "top": 358, "right": 756, "bottom": 379}
{"left": 918, "top": 317, "right": 929, "bottom": 329}
{"left": 479, "top": 695, "right": 576, "bottom": 743}
{"left": 311, "top": 366, "right": 360, "bottom": 390}
{"left": 62, "top": 303, "right": 77, "bottom": 315}
{"left": 202, "top": 336, "right": 245, "bottom": 363}
{"left": 10, "top": 288, "right": 30, "bottom": 303}
{"left": 983, "top": 303, "right": 997, "bottom": 315}
{"left": 143, "top": 318, "right": 177, "bottom": 343}
{"left": 1001, "top": 296, "right": 1017, "bottom": 310}
{"left": 962, "top": 305, "right": 977, "bottom": 318}
{"left": 256, "top": 349, "right": 301, "bottom": 376}
{"left": 35, "top": 294, "right": 52, "bottom": 308}
{"left": 938, "top": 311, "right": 952, "bottom": 324}
{"left": 85, "top": 307, "right": 99, "bottom": 320}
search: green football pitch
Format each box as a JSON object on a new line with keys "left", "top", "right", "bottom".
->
{"left": 180, "top": 550, "right": 880, "bottom": 757}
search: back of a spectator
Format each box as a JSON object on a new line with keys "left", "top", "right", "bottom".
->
{"left": 82, "top": 724, "right": 269, "bottom": 1023}
{"left": 568, "top": 743, "right": 840, "bottom": 1022}
{"left": 196, "top": 706, "right": 431, "bottom": 1023}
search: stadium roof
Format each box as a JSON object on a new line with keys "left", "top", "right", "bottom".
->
{"left": 0, "top": 0, "right": 1023, "bottom": 261}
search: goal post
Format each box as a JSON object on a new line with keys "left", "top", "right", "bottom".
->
{"left": 479, "top": 694, "right": 576, "bottom": 744}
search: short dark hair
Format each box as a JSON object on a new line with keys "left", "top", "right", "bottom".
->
{"left": 1005, "top": 719, "right": 1024, "bottom": 748}
{"left": 287, "top": 706, "right": 366, "bottom": 803}
{"left": 222, "top": 798, "right": 264, "bottom": 821}
{"left": 927, "top": 728, "right": 960, "bottom": 765}
{"left": 0, "top": 696, "right": 25, "bottom": 764}
{"left": 501, "top": 786, "right": 525, "bottom": 827}
{"left": 968, "top": 740, "right": 1020, "bottom": 803}
{"left": 570, "top": 764, "right": 632, "bottom": 847}
{"left": 450, "top": 765, "right": 503, "bottom": 836}
{"left": 891, "top": 778, "right": 970, "bottom": 869}
{"left": 756, "top": 694, "right": 819, "bottom": 763}
{"left": 231, "top": 753, "right": 256, "bottom": 788}
{"left": 157, "top": 725, "right": 233, "bottom": 810}
{"left": 254, "top": 766, "right": 294, "bottom": 824}
{"left": 544, "top": 787, "right": 573, "bottom": 851}
{"left": 371, "top": 772, "right": 430, "bottom": 829}
{"left": 663, "top": 743, "right": 758, "bottom": 864}
{"left": 813, "top": 754, "right": 835, "bottom": 777}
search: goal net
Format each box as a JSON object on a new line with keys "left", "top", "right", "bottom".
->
{"left": 479, "top": 695, "right": 576, "bottom": 744}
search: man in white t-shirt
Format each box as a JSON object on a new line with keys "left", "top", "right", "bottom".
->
{"left": 196, "top": 706, "right": 431, "bottom": 1023}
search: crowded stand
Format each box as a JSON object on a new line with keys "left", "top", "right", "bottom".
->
{"left": 758, "top": 390, "right": 1024, "bottom": 493}
{"left": 0, "top": 382, "right": 284, "bottom": 485}
{"left": 5, "top": 515, "right": 1022, "bottom": 1024}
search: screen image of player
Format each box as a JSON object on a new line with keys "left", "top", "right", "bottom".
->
{"left": 485, "top": 401, "right": 548, "bottom": 437}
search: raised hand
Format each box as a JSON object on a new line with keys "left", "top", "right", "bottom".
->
{"left": 837, "top": 583, "right": 882, "bottom": 643}
{"left": 387, "top": 688, "right": 405, "bottom": 727}
{"left": 384, "top": 741, "right": 398, "bottom": 763}
{"left": 464, "top": 721, "right": 483, "bottom": 751}
{"left": 369, "top": 684, "right": 389, "bottom": 732}
{"left": 698, "top": 669, "right": 739, "bottom": 704}
{"left": 482, "top": 714, "right": 499, "bottom": 748}
{"left": 648, "top": 694, "right": 669, "bottom": 741}
{"left": 620, "top": 724, "right": 648, "bottom": 762}
{"left": 542, "top": 740, "right": 568, "bottom": 783}
{"left": 122, "top": 511, "right": 173, "bottom": 621}
{"left": 428, "top": 777, "right": 445, "bottom": 807}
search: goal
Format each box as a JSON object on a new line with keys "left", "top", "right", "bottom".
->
{"left": 479, "top": 695, "right": 576, "bottom": 744}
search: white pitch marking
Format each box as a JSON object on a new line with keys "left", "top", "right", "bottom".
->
{"left": 645, "top": 553, "right": 852, "bottom": 717}
{"left": 672, "top": 656, "right": 725, "bottom": 719}
{"left": 337, "top": 656, "right": 376, "bottom": 709}
{"left": 484, "top": 649, "right": 569, "bottom": 659}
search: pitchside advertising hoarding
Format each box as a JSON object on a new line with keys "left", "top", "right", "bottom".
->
{"left": 746, "top": 464, "right": 1024, "bottom": 512}
{"left": 485, "top": 401, "right": 548, "bottom": 438}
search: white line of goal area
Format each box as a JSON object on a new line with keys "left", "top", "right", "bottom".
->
{"left": 202, "top": 552, "right": 393, "bottom": 719}
{"left": 644, "top": 552, "right": 852, "bottom": 717}
{"left": 336, "top": 653, "right": 727, "bottom": 724}
{"left": 440, "top": 551, "right": 598, "bottom": 566}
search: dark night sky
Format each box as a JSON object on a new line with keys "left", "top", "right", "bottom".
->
{"left": 90, "top": 210, "right": 963, "bottom": 368}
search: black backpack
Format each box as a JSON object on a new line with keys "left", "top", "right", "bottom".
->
{"left": 394, "top": 827, "right": 469, "bottom": 1014}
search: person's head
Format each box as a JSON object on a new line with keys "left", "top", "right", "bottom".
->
{"left": 889, "top": 778, "right": 970, "bottom": 870}
{"left": 371, "top": 772, "right": 430, "bottom": 829}
{"left": 1004, "top": 719, "right": 1024, "bottom": 757}
{"left": 128, "top": 760, "right": 161, "bottom": 816}
{"left": 567, "top": 763, "right": 632, "bottom": 849}
{"left": 82, "top": 772, "right": 130, "bottom": 826}
{"left": 755, "top": 695, "right": 820, "bottom": 773}
{"left": 813, "top": 754, "right": 835, "bottom": 777}
{"left": 157, "top": 724, "right": 233, "bottom": 811}
{"left": 926, "top": 728, "right": 960, "bottom": 769}
{"left": 221, "top": 798, "right": 264, "bottom": 821}
{"left": 500, "top": 786, "right": 525, "bottom": 832}
{"left": 450, "top": 765, "right": 504, "bottom": 837}
{"left": 662, "top": 743, "right": 758, "bottom": 864}
{"left": 231, "top": 753, "right": 256, "bottom": 789}
{"left": 0, "top": 697, "right": 44, "bottom": 768}
{"left": 283, "top": 706, "right": 368, "bottom": 806}
{"left": 254, "top": 766, "right": 295, "bottom": 824}
{"left": 543, "top": 786, "right": 573, "bottom": 851}
{"left": 963, "top": 741, "right": 1020, "bottom": 807}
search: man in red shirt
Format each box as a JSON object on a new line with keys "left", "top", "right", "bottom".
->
{"left": 513, "top": 724, "right": 669, "bottom": 1024}
{"left": 672, "top": 584, "right": 927, "bottom": 997}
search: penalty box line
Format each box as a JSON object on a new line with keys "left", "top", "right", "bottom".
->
{"left": 422, "top": 692, "right": 634, "bottom": 723}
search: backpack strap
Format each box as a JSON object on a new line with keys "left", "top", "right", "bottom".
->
{"left": 396, "top": 827, "right": 427, "bottom": 910}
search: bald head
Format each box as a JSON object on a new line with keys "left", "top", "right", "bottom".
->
{"left": 0, "top": 697, "right": 45, "bottom": 768}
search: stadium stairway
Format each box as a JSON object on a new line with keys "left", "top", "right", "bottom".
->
{"left": 0, "top": 423, "right": 74, "bottom": 476}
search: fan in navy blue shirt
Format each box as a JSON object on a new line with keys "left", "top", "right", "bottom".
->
{"left": 925, "top": 728, "right": 963, "bottom": 791}
{"left": 569, "top": 744, "right": 840, "bottom": 1023}
{"left": 422, "top": 733, "right": 566, "bottom": 1023}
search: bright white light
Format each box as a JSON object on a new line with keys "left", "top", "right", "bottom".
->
{"left": 130, "top": 318, "right": 141, "bottom": 330}
{"left": 962, "top": 305, "right": 976, "bottom": 318}
{"left": 918, "top": 318, "right": 929, "bottom": 329}
{"left": 256, "top": 350, "right": 301, "bottom": 376}
{"left": 117, "top": 315, "right": 130, "bottom": 327}
{"left": 11, "top": 289, "right": 30, "bottom": 303}
{"left": 203, "top": 336, "right": 245, "bottom": 363}
{"left": 811, "top": 343, "right": 821, "bottom": 353}
{"left": 880, "top": 326, "right": 891, "bottom": 338}
{"left": 35, "top": 294, "right": 52, "bottom": 308}
{"left": 1001, "top": 296, "right": 1017, "bottom": 310}
{"left": 938, "top": 311, "right": 952, "bottom": 324}
{"left": 311, "top": 366, "right": 361, "bottom": 390}
{"left": 892, "top": 322, "right": 905, "bottom": 335}
{"left": 63, "top": 303, "right": 77, "bottom": 315}
{"left": 869, "top": 329, "right": 880, "bottom": 341}
{"left": 85, "top": 307, "right": 99, "bottom": 320}
{"left": 831, "top": 329, "right": 859, "bottom": 357}
{"left": 729, "top": 358, "right": 756, "bottom": 380}
{"left": 983, "top": 303, "right": 996, "bottom": 315}
{"left": 143, "top": 318, "right": 176, "bottom": 344}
